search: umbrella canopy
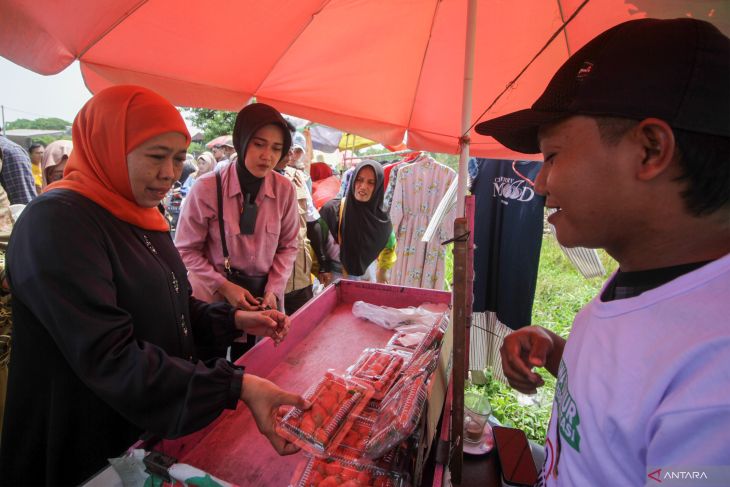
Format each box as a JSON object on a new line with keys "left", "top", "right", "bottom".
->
{"left": 308, "top": 125, "right": 377, "bottom": 153}
{"left": 3, "top": 1, "right": 726, "bottom": 161}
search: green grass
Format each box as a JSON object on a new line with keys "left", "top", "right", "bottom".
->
{"left": 459, "top": 232, "right": 617, "bottom": 443}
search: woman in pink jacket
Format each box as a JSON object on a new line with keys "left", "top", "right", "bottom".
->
{"left": 176, "top": 104, "right": 299, "bottom": 334}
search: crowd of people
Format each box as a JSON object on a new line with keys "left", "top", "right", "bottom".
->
{"left": 0, "top": 15, "right": 727, "bottom": 487}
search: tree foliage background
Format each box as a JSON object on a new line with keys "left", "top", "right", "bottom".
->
{"left": 4, "top": 117, "right": 73, "bottom": 146}
{"left": 6, "top": 117, "right": 71, "bottom": 130}
{"left": 181, "top": 108, "right": 236, "bottom": 142}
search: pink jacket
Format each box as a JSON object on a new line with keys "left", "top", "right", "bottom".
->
{"left": 175, "top": 162, "right": 299, "bottom": 305}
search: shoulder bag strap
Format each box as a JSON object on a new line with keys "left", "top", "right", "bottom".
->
{"left": 216, "top": 171, "right": 232, "bottom": 274}
{"left": 337, "top": 198, "right": 346, "bottom": 246}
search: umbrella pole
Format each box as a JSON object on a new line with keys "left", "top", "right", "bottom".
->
{"left": 456, "top": 0, "right": 476, "bottom": 218}
{"left": 450, "top": 0, "right": 477, "bottom": 484}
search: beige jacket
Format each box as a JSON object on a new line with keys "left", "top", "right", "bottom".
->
{"left": 282, "top": 167, "right": 313, "bottom": 293}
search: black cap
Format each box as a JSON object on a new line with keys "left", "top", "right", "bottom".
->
{"left": 475, "top": 18, "right": 730, "bottom": 154}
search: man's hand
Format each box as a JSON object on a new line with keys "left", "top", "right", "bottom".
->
{"left": 500, "top": 326, "right": 564, "bottom": 394}
{"left": 234, "top": 310, "right": 290, "bottom": 345}
{"left": 218, "top": 281, "right": 260, "bottom": 310}
{"left": 241, "top": 375, "right": 310, "bottom": 455}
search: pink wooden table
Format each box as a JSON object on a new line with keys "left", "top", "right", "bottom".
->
{"left": 150, "top": 280, "right": 451, "bottom": 486}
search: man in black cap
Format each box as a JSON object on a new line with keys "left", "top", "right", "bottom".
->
{"left": 477, "top": 18, "right": 730, "bottom": 486}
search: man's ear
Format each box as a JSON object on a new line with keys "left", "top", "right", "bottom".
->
{"left": 634, "top": 118, "right": 677, "bottom": 181}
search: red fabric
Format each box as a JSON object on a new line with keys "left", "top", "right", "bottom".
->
{"left": 402, "top": 151, "right": 421, "bottom": 163}
{"left": 383, "top": 160, "right": 403, "bottom": 189}
{"left": 311, "top": 175, "right": 341, "bottom": 210}
{"left": 48, "top": 85, "right": 191, "bottom": 232}
{"left": 310, "top": 162, "right": 333, "bottom": 182}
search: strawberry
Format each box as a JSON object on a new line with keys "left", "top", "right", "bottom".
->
{"left": 318, "top": 476, "right": 340, "bottom": 487}
{"left": 323, "top": 462, "right": 342, "bottom": 476}
{"left": 310, "top": 403, "right": 327, "bottom": 427}
{"left": 300, "top": 414, "right": 316, "bottom": 435}
{"left": 314, "top": 428, "right": 329, "bottom": 444}
{"left": 357, "top": 470, "right": 372, "bottom": 485}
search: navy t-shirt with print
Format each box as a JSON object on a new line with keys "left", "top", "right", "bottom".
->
{"left": 471, "top": 158, "right": 545, "bottom": 330}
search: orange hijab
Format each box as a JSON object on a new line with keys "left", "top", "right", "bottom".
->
{"left": 47, "top": 85, "right": 190, "bottom": 232}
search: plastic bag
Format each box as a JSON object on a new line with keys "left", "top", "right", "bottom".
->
{"left": 352, "top": 301, "right": 442, "bottom": 330}
{"left": 385, "top": 324, "right": 432, "bottom": 351}
{"left": 277, "top": 371, "right": 374, "bottom": 456}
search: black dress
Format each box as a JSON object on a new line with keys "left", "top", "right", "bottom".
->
{"left": 0, "top": 190, "right": 244, "bottom": 486}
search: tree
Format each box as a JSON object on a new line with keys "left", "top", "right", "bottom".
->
{"left": 187, "top": 142, "right": 205, "bottom": 156}
{"left": 34, "top": 134, "right": 72, "bottom": 146}
{"left": 5, "top": 117, "right": 71, "bottom": 130}
{"left": 180, "top": 108, "right": 236, "bottom": 143}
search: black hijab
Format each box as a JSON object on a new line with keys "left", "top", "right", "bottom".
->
{"left": 232, "top": 103, "right": 292, "bottom": 200}
{"left": 321, "top": 160, "right": 392, "bottom": 276}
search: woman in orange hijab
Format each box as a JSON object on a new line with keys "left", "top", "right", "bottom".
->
{"left": 0, "top": 85, "right": 307, "bottom": 486}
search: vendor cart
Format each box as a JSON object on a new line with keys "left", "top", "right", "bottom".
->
{"left": 117, "top": 279, "right": 456, "bottom": 486}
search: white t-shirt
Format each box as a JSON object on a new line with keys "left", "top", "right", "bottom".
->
{"left": 538, "top": 252, "right": 730, "bottom": 487}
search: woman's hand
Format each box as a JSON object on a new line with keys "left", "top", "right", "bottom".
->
{"left": 241, "top": 374, "right": 310, "bottom": 455}
{"left": 260, "top": 291, "right": 278, "bottom": 311}
{"left": 218, "top": 280, "right": 261, "bottom": 310}
{"left": 234, "top": 310, "right": 290, "bottom": 345}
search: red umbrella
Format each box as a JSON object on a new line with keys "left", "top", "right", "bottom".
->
{"left": 3, "top": 0, "right": 725, "bottom": 160}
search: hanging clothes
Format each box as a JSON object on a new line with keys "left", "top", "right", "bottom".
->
{"left": 382, "top": 163, "right": 403, "bottom": 213}
{"left": 336, "top": 166, "right": 355, "bottom": 199}
{"left": 382, "top": 161, "right": 399, "bottom": 189}
{"left": 382, "top": 151, "right": 422, "bottom": 213}
{"left": 389, "top": 155, "right": 456, "bottom": 289}
{"left": 471, "top": 158, "right": 545, "bottom": 330}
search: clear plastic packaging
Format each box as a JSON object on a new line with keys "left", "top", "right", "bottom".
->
{"left": 358, "top": 405, "right": 379, "bottom": 422}
{"left": 334, "top": 416, "right": 374, "bottom": 459}
{"left": 277, "top": 371, "right": 374, "bottom": 455}
{"left": 399, "top": 347, "right": 440, "bottom": 380}
{"left": 289, "top": 455, "right": 406, "bottom": 487}
{"left": 364, "top": 373, "right": 429, "bottom": 460}
{"left": 346, "top": 348, "right": 406, "bottom": 400}
{"left": 352, "top": 301, "right": 442, "bottom": 330}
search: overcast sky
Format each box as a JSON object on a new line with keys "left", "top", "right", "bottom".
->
{"left": 0, "top": 57, "right": 91, "bottom": 125}
{"left": 0, "top": 57, "right": 200, "bottom": 133}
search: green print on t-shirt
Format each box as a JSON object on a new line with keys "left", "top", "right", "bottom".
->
{"left": 556, "top": 360, "right": 581, "bottom": 451}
